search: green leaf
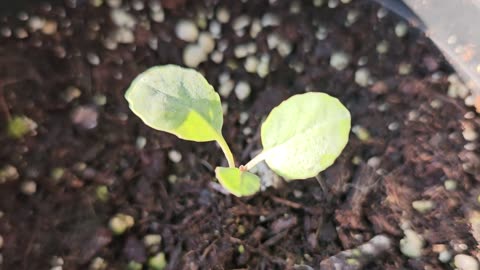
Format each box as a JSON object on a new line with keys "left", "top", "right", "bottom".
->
{"left": 125, "top": 65, "right": 223, "bottom": 141}
{"left": 259, "top": 92, "right": 351, "bottom": 180}
{"left": 215, "top": 167, "right": 261, "bottom": 197}
{"left": 125, "top": 65, "right": 235, "bottom": 167}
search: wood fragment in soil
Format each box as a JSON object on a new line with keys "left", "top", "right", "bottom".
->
{"left": 319, "top": 235, "right": 392, "bottom": 270}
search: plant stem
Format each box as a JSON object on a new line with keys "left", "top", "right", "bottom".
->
{"left": 216, "top": 136, "right": 235, "bottom": 168}
{"left": 243, "top": 150, "right": 270, "bottom": 171}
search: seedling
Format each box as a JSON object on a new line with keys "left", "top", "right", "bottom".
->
{"left": 125, "top": 65, "right": 351, "bottom": 197}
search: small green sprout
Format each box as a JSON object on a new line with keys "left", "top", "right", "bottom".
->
{"left": 125, "top": 65, "right": 351, "bottom": 197}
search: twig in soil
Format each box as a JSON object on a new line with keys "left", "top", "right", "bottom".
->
{"left": 199, "top": 159, "right": 214, "bottom": 172}
{"left": 270, "top": 196, "right": 323, "bottom": 215}
{"left": 228, "top": 202, "right": 271, "bottom": 216}
{"left": 0, "top": 79, "right": 19, "bottom": 121}
{"left": 0, "top": 88, "right": 10, "bottom": 121}
{"left": 209, "top": 182, "right": 230, "bottom": 195}
{"left": 335, "top": 164, "right": 380, "bottom": 231}
{"left": 263, "top": 229, "right": 289, "bottom": 246}
{"left": 200, "top": 239, "right": 219, "bottom": 260}
{"left": 319, "top": 235, "right": 392, "bottom": 270}
{"left": 344, "top": 164, "right": 379, "bottom": 213}
{"left": 315, "top": 175, "right": 329, "bottom": 196}
{"left": 270, "top": 196, "right": 303, "bottom": 209}
{"left": 245, "top": 245, "right": 287, "bottom": 266}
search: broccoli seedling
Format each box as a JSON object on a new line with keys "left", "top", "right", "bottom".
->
{"left": 125, "top": 65, "right": 351, "bottom": 197}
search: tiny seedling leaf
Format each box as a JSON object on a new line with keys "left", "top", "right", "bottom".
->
{"left": 215, "top": 167, "right": 261, "bottom": 197}
{"left": 125, "top": 65, "right": 224, "bottom": 142}
{"left": 260, "top": 92, "right": 351, "bottom": 180}
{"left": 125, "top": 65, "right": 235, "bottom": 167}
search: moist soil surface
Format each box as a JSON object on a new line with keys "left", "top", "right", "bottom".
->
{"left": 1, "top": 1, "right": 480, "bottom": 269}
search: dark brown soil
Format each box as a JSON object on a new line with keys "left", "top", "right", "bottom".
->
{"left": 1, "top": 1, "right": 480, "bottom": 269}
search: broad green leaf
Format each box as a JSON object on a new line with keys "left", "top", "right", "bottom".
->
{"left": 215, "top": 167, "right": 261, "bottom": 197}
{"left": 125, "top": 65, "right": 223, "bottom": 142}
{"left": 260, "top": 92, "right": 351, "bottom": 180}
{"left": 125, "top": 65, "right": 235, "bottom": 167}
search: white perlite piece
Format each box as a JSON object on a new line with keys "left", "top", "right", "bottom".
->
{"left": 257, "top": 54, "right": 270, "bottom": 78}
{"left": 222, "top": 103, "right": 228, "bottom": 115}
{"left": 107, "top": 0, "right": 122, "bottom": 8}
{"left": 249, "top": 19, "right": 262, "bottom": 38}
{"left": 367, "top": 156, "right": 381, "bottom": 169}
{"left": 395, "top": 22, "right": 408, "bottom": 37}
{"left": 377, "top": 7, "right": 388, "bottom": 19}
{"left": 243, "top": 127, "right": 252, "bottom": 135}
{"left": 330, "top": 51, "right": 350, "bottom": 71}
{"left": 132, "top": 0, "right": 144, "bottom": 10}
{"left": 20, "top": 180, "right": 37, "bottom": 195}
{"left": 183, "top": 44, "right": 207, "bottom": 68}
{"left": 239, "top": 112, "right": 249, "bottom": 125}
{"left": 72, "top": 106, "right": 98, "bottom": 129}
{"left": 63, "top": 86, "right": 82, "bottom": 102}
{"left": 149, "top": 0, "right": 163, "bottom": 12}
{"left": 168, "top": 150, "right": 182, "bottom": 163}
{"left": 234, "top": 44, "right": 249, "bottom": 58}
{"left": 267, "top": 33, "right": 281, "bottom": 49}
{"left": 135, "top": 136, "right": 147, "bottom": 149}
{"left": 28, "top": 16, "right": 46, "bottom": 31}
{"left": 439, "top": 250, "right": 452, "bottom": 263}
{"left": 0, "top": 165, "right": 19, "bottom": 183}
{"left": 448, "top": 74, "right": 469, "bottom": 98}
{"left": 277, "top": 40, "right": 292, "bottom": 57}
{"left": 319, "top": 235, "right": 392, "bottom": 269}
{"left": 316, "top": 25, "right": 328, "bottom": 40}
{"left": 144, "top": 234, "right": 162, "bottom": 247}
{"left": 111, "top": 9, "right": 136, "bottom": 29}
{"left": 150, "top": 8, "right": 165, "bottom": 23}
{"left": 246, "top": 43, "right": 257, "bottom": 54}
{"left": 233, "top": 15, "right": 250, "bottom": 32}
{"left": 400, "top": 229, "right": 424, "bottom": 258}
{"left": 398, "top": 62, "right": 412, "bottom": 75}
{"left": 198, "top": 32, "right": 215, "bottom": 53}
{"left": 211, "top": 51, "right": 223, "bottom": 63}
{"left": 218, "top": 72, "right": 230, "bottom": 84}
{"left": 15, "top": 28, "right": 28, "bottom": 39}
{"left": 313, "top": 0, "right": 324, "bottom": 7}
{"left": 113, "top": 28, "right": 134, "bottom": 44}
{"left": 354, "top": 68, "right": 370, "bottom": 87}
{"left": 87, "top": 53, "right": 100, "bottom": 66}
{"left": 455, "top": 254, "right": 479, "bottom": 270}
{"left": 219, "top": 80, "right": 234, "bottom": 97}
{"left": 328, "top": 0, "right": 339, "bottom": 8}
{"left": 290, "top": 1, "right": 302, "bottom": 13}
{"left": 412, "top": 200, "right": 435, "bottom": 213}
{"left": 235, "top": 81, "right": 251, "bottom": 101}
{"left": 209, "top": 20, "right": 221, "bottom": 38}
{"left": 90, "top": 257, "right": 108, "bottom": 270}
{"left": 244, "top": 56, "right": 259, "bottom": 73}
{"left": 345, "top": 10, "right": 360, "bottom": 26}
{"left": 261, "top": 13, "right": 280, "bottom": 27}
{"left": 175, "top": 20, "right": 199, "bottom": 42}
{"left": 216, "top": 7, "right": 230, "bottom": 23}
{"left": 376, "top": 40, "right": 389, "bottom": 54}
{"left": 463, "top": 127, "right": 478, "bottom": 141}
